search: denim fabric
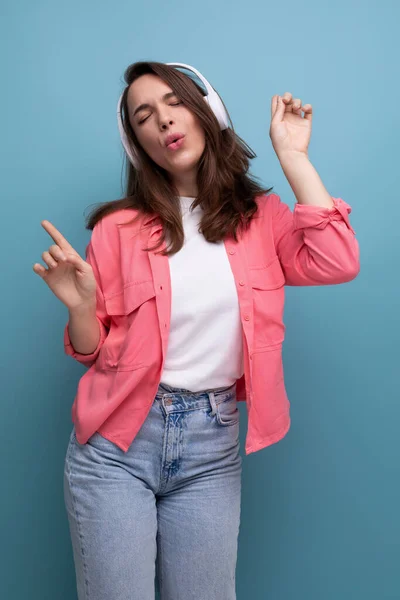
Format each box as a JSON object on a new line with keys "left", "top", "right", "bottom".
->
{"left": 64, "top": 381, "right": 242, "bottom": 600}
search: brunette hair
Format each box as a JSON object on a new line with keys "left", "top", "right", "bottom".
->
{"left": 85, "top": 61, "right": 273, "bottom": 255}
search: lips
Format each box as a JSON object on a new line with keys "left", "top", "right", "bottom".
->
{"left": 165, "top": 132, "right": 185, "bottom": 147}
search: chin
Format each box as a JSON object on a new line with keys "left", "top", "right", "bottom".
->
{"left": 170, "top": 156, "right": 200, "bottom": 172}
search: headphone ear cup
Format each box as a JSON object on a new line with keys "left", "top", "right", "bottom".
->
{"left": 117, "top": 94, "right": 140, "bottom": 169}
{"left": 203, "top": 91, "right": 230, "bottom": 130}
{"left": 120, "top": 123, "right": 140, "bottom": 169}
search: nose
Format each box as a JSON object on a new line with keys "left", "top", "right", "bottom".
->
{"left": 158, "top": 108, "right": 174, "bottom": 129}
{"left": 160, "top": 118, "right": 174, "bottom": 130}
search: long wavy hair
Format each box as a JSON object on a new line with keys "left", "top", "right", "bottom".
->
{"left": 85, "top": 61, "right": 273, "bottom": 256}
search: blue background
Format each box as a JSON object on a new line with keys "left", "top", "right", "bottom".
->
{"left": 1, "top": 0, "right": 399, "bottom": 598}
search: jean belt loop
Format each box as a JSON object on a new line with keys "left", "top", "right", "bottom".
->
{"left": 209, "top": 391, "right": 218, "bottom": 416}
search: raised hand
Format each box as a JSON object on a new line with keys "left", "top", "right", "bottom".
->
{"left": 32, "top": 220, "right": 97, "bottom": 311}
{"left": 270, "top": 92, "right": 313, "bottom": 159}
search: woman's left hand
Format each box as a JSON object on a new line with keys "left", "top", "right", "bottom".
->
{"left": 269, "top": 92, "right": 312, "bottom": 159}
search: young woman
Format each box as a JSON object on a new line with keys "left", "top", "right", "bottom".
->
{"left": 33, "top": 61, "right": 359, "bottom": 600}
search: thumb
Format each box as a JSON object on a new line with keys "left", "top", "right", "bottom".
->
{"left": 64, "top": 252, "right": 90, "bottom": 272}
{"left": 271, "top": 96, "right": 285, "bottom": 124}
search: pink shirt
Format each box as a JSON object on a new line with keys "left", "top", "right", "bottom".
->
{"left": 64, "top": 193, "right": 359, "bottom": 455}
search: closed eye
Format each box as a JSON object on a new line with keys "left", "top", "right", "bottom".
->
{"left": 138, "top": 102, "right": 182, "bottom": 125}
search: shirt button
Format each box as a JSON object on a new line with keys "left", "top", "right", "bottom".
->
{"left": 244, "top": 315, "right": 250, "bottom": 321}
{"left": 229, "top": 250, "right": 235, "bottom": 255}
{"left": 239, "top": 280, "right": 245, "bottom": 286}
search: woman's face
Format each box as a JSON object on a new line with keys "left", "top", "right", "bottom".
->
{"left": 127, "top": 74, "right": 206, "bottom": 186}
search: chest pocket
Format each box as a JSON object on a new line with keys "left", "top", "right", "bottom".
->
{"left": 97, "top": 281, "right": 157, "bottom": 371}
{"left": 105, "top": 281, "right": 156, "bottom": 315}
{"left": 249, "top": 256, "right": 286, "bottom": 349}
{"left": 249, "top": 256, "right": 286, "bottom": 290}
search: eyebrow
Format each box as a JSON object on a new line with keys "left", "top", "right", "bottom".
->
{"left": 132, "top": 91, "right": 178, "bottom": 118}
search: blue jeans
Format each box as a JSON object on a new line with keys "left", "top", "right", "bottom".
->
{"left": 63, "top": 381, "right": 242, "bottom": 600}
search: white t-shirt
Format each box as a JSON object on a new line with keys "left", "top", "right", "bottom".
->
{"left": 161, "top": 196, "right": 244, "bottom": 392}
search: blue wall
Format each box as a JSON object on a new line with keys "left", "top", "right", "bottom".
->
{"left": 2, "top": 0, "right": 398, "bottom": 598}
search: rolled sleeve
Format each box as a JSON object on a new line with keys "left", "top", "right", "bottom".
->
{"left": 269, "top": 193, "right": 360, "bottom": 286}
{"left": 64, "top": 313, "right": 109, "bottom": 368}
{"left": 293, "top": 197, "right": 356, "bottom": 235}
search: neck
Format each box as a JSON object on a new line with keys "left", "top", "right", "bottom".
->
{"left": 172, "top": 170, "right": 198, "bottom": 198}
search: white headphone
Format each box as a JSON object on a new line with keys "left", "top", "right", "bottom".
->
{"left": 116, "top": 62, "right": 230, "bottom": 169}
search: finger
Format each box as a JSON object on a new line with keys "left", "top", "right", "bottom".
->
{"left": 32, "top": 263, "right": 48, "bottom": 279}
{"left": 271, "top": 96, "right": 286, "bottom": 124}
{"left": 42, "top": 250, "right": 59, "bottom": 269}
{"left": 41, "top": 220, "right": 74, "bottom": 251}
{"left": 48, "top": 244, "right": 67, "bottom": 262}
{"left": 271, "top": 95, "right": 279, "bottom": 119}
{"left": 282, "top": 93, "right": 293, "bottom": 111}
{"left": 63, "top": 251, "right": 90, "bottom": 273}
{"left": 282, "top": 98, "right": 294, "bottom": 112}
{"left": 302, "top": 104, "right": 313, "bottom": 120}
{"left": 292, "top": 98, "right": 302, "bottom": 114}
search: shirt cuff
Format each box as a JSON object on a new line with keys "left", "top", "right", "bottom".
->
{"left": 63, "top": 316, "right": 108, "bottom": 364}
{"left": 293, "top": 197, "right": 355, "bottom": 235}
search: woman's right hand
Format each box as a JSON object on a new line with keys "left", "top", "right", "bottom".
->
{"left": 32, "top": 220, "right": 97, "bottom": 311}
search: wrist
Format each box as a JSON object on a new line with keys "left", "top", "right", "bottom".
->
{"left": 277, "top": 150, "right": 309, "bottom": 166}
{"left": 68, "top": 300, "right": 96, "bottom": 316}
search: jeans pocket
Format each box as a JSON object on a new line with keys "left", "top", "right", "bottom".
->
{"left": 85, "top": 431, "right": 120, "bottom": 453}
{"left": 69, "top": 426, "right": 77, "bottom": 444}
{"left": 215, "top": 394, "right": 240, "bottom": 427}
